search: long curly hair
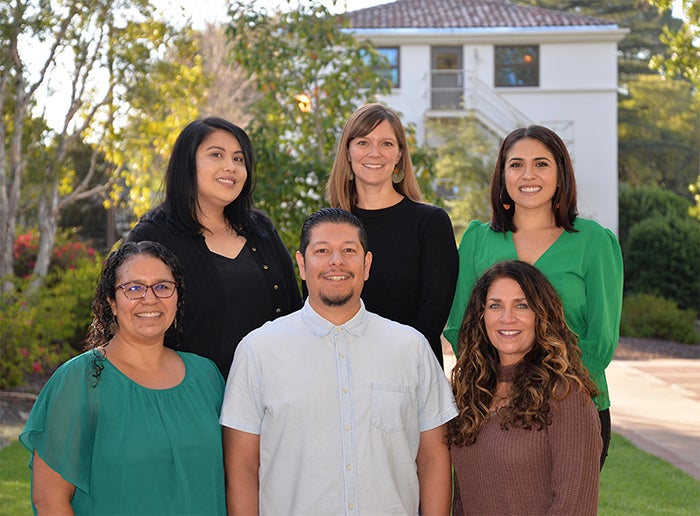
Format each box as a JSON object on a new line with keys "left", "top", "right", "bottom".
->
{"left": 84, "top": 241, "right": 186, "bottom": 383}
{"left": 447, "top": 260, "right": 597, "bottom": 447}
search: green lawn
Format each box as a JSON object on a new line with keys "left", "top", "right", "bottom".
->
{"left": 1, "top": 432, "right": 699, "bottom": 515}
{"left": 599, "top": 433, "right": 700, "bottom": 515}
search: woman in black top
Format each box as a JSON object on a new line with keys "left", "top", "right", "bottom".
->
{"left": 326, "top": 104, "right": 458, "bottom": 367}
{"left": 126, "top": 117, "right": 302, "bottom": 377}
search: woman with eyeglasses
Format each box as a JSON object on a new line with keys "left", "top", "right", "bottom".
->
{"left": 20, "top": 241, "right": 226, "bottom": 515}
{"left": 126, "top": 117, "right": 302, "bottom": 378}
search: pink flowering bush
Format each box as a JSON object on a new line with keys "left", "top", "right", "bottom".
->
{"left": 1, "top": 244, "right": 102, "bottom": 388}
{"left": 13, "top": 230, "right": 97, "bottom": 278}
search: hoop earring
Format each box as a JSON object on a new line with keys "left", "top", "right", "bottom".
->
{"left": 500, "top": 190, "right": 512, "bottom": 211}
{"left": 392, "top": 166, "right": 405, "bottom": 184}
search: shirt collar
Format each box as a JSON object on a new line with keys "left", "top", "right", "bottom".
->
{"left": 301, "top": 299, "right": 368, "bottom": 338}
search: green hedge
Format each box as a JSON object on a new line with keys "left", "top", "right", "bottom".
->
{"left": 621, "top": 293, "right": 700, "bottom": 344}
{"left": 623, "top": 215, "right": 700, "bottom": 313}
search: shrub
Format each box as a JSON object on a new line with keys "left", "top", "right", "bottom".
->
{"left": 623, "top": 215, "right": 700, "bottom": 313}
{"left": 0, "top": 257, "right": 102, "bottom": 388}
{"left": 620, "top": 293, "right": 700, "bottom": 344}
{"left": 618, "top": 184, "right": 691, "bottom": 248}
{"left": 13, "top": 229, "right": 96, "bottom": 278}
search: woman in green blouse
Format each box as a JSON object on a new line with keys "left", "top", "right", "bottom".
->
{"left": 20, "top": 241, "right": 225, "bottom": 514}
{"left": 444, "top": 125, "right": 623, "bottom": 468}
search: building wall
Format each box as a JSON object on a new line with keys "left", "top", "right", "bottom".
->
{"left": 373, "top": 38, "right": 620, "bottom": 233}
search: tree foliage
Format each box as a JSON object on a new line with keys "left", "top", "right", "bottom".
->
{"left": 618, "top": 74, "right": 700, "bottom": 198}
{"left": 0, "top": 0, "right": 207, "bottom": 293}
{"left": 427, "top": 117, "right": 499, "bottom": 237}
{"left": 224, "top": 0, "right": 393, "bottom": 249}
{"left": 648, "top": 0, "right": 700, "bottom": 90}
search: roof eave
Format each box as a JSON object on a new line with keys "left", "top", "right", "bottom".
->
{"left": 344, "top": 26, "right": 630, "bottom": 45}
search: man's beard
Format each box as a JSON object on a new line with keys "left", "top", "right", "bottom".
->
{"left": 320, "top": 290, "right": 354, "bottom": 307}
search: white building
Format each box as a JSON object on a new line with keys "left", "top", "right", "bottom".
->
{"left": 347, "top": 0, "right": 628, "bottom": 233}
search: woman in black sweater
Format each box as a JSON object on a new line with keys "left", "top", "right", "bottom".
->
{"left": 327, "top": 104, "right": 458, "bottom": 367}
{"left": 126, "top": 117, "right": 302, "bottom": 378}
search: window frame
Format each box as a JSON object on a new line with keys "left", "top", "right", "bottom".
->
{"left": 494, "top": 45, "right": 539, "bottom": 88}
{"left": 376, "top": 46, "right": 400, "bottom": 88}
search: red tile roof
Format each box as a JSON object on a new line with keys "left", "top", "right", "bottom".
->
{"left": 348, "top": 0, "right": 618, "bottom": 29}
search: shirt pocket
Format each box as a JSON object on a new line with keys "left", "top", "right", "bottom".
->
{"left": 371, "top": 383, "right": 410, "bottom": 433}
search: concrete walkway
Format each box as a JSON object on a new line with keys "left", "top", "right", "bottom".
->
{"left": 442, "top": 341, "right": 700, "bottom": 481}
{"left": 606, "top": 359, "right": 700, "bottom": 480}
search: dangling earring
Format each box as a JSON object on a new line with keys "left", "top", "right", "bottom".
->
{"left": 392, "top": 165, "right": 405, "bottom": 184}
{"left": 349, "top": 171, "right": 354, "bottom": 181}
{"left": 553, "top": 184, "right": 561, "bottom": 209}
{"left": 500, "top": 190, "right": 512, "bottom": 211}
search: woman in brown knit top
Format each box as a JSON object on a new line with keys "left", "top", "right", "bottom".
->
{"left": 448, "top": 260, "right": 601, "bottom": 515}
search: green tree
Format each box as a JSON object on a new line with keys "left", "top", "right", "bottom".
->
{"left": 689, "top": 176, "right": 700, "bottom": 220}
{"left": 224, "top": 0, "right": 392, "bottom": 249}
{"left": 1, "top": 0, "right": 206, "bottom": 294}
{"left": 618, "top": 74, "right": 700, "bottom": 198}
{"left": 648, "top": 0, "right": 700, "bottom": 89}
{"left": 427, "top": 117, "right": 499, "bottom": 237}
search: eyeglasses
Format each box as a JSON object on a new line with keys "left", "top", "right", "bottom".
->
{"left": 117, "top": 281, "right": 178, "bottom": 300}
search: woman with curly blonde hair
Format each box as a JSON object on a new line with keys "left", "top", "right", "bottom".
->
{"left": 448, "top": 260, "right": 601, "bottom": 516}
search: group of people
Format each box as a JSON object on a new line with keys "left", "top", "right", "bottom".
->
{"left": 19, "top": 103, "right": 623, "bottom": 515}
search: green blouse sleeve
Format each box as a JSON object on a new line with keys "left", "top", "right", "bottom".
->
{"left": 19, "top": 353, "right": 97, "bottom": 496}
{"left": 444, "top": 221, "right": 483, "bottom": 354}
{"left": 578, "top": 225, "right": 624, "bottom": 409}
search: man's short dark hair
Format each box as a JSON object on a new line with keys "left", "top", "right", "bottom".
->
{"left": 298, "top": 208, "right": 368, "bottom": 256}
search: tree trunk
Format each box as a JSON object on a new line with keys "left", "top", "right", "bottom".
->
{"left": 0, "top": 197, "right": 17, "bottom": 293}
{"left": 28, "top": 186, "right": 60, "bottom": 294}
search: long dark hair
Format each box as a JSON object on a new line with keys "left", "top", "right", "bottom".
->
{"left": 447, "top": 260, "right": 596, "bottom": 447}
{"left": 490, "top": 125, "right": 578, "bottom": 233}
{"left": 84, "top": 241, "right": 186, "bottom": 383}
{"left": 148, "top": 117, "right": 271, "bottom": 238}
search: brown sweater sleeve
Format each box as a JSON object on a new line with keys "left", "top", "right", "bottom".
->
{"left": 546, "top": 386, "right": 602, "bottom": 515}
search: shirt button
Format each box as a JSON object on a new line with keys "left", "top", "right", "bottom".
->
{"left": 339, "top": 352, "right": 345, "bottom": 359}
{"left": 275, "top": 308, "right": 282, "bottom": 314}
{"left": 251, "top": 247, "right": 257, "bottom": 252}
{"left": 342, "top": 387, "right": 348, "bottom": 394}
{"left": 263, "top": 264, "right": 269, "bottom": 270}
{"left": 273, "top": 284, "right": 279, "bottom": 290}
{"left": 344, "top": 424, "right": 350, "bottom": 432}
{"left": 348, "top": 503, "right": 354, "bottom": 510}
{"left": 346, "top": 464, "right": 352, "bottom": 471}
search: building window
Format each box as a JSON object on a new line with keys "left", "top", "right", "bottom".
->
{"left": 376, "top": 47, "right": 400, "bottom": 88}
{"left": 495, "top": 46, "right": 539, "bottom": 87}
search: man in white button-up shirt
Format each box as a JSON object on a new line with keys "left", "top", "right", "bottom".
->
{"left": 221, "top": 208, "right": 458, "bottom": 515}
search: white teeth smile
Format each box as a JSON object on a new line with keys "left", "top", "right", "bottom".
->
{"left": 136, "top": 312, "right": 162, "bottom": 318}
{"left": 217, "top": 178, "right": 236, "bottom": 185}
{"left": 325, "top": 275, "right": 349, "bottom": 281}
{"left": 363, "top": 164, "right": 384, "bottom": 169}
{"left": 519, "top": 186, "right": 541, "bottom": 193}
{"left": 499, "top": 330, "right": 521, "bottom": 336}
